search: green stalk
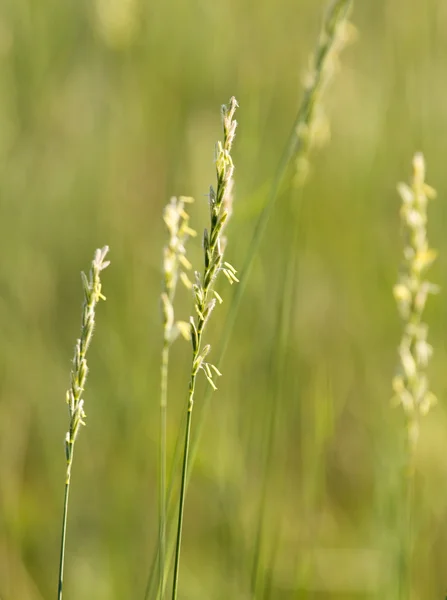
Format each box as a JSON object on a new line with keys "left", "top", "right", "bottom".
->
{"left": 57, "top": 463, "right": 72, "bottom": 600}
{"left": 392, "top": 153, "right": 439, "bottom": 600}
{"left": 170, "top": 97, "right": 239, "bottom": 600}
{"left": 57, "top": 246, "right": 110, "bottom": 600}
{"left": 158, "top": 342, "right": 169, "bottom": 599}
{"left": 155, "top": 197, "right": 196, "bottom": 600}
{"left": 399, "top": 448, "right": 415, "bottom": 600}
{"left": 250, "top": 200, "right": 302, "bottom": 596}
{"left": 171, "top": 377, "right": 195, "bottom": 600}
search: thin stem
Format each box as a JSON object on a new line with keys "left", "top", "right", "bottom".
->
{"left": 399, "top": 446, "right": 415, "bottom": 600}
{"left": 144, "top": 408, "right": 186, "bottom": 599}
{"left": 158, "top": 342, "right": 170, "bottom": 600}
{"left": 57, "top": 462, "right": 73, "bottom": 600}
{"left": 170, "top": 96, "right": 238, "bottom": 600}
{"left": 56, "top": 246, "right": 109, "bottom": 600}
{"left": 171, "top": 316, "right": 204, "bottom": 600}
{"left": 151, "top": 197, "right": 195, "bottom": 600}
{"left": 250, "top": 204, "right": 301, "bottom": 596}
{"left": 392, "top": 154, "right": 438, "bottom": 599}
{"left": 171, "top": 380, "right": 195, "bottom": 600}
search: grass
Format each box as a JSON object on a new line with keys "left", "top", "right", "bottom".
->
{"left": 143, "top": 6, "right": 355, "bottom": 597}
{"left": 2, "top": 0, "right": 447, "bottom": 599}
{"left": 171, "top": 96, "right": 239, "bottom": 600}
{"left": 158, "top": 196, "right": 196, "bottom": 600}
{"left": 57, "top": 247, "right": 110, "bottom": 599}
{"left": 392, "top": 154, "right": 438, "bottom": 599}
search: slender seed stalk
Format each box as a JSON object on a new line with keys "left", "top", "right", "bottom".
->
{"left": 57, "top": 459, "right": 71, "bottom": 600}
{"left": 157, "top": 198, "right": 196, "bottom": 600}
{"left": 250, "top": 215, "right": 301, "bottom": 596}
{"left": 171, "top": 97, "right": 239, "bottom": 600}
{"left": 57, "top": 246, "right": 110, "bottom": 600}
{"left": 392, "top": 153, "right": 438, "bottom": 599}
{"left": 249, "top": 0, "right": 354, "bottom": 578}
{"left": 170, "top": 394, "right": 193, "bottom": 600}
{"left": 159, "top": 341, "right": 169, "bottom": 599}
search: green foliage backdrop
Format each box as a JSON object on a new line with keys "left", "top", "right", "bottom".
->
{"left": 1, "top": 0, "right": 447, "bottom": 598}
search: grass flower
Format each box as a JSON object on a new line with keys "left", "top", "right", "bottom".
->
{"left": 57, "top": 246, "right": 110, "bottom": 600}
{"left": 392, "top": 153, "right": 438, "bottom": 450}
{"left": 294, "top": 0, "right": 355, "bottom": 185}
{"left": 392, "top": 153, "right": 438, "bottom": 599}
{"left": 158, "top": 196, "right": 196, "bottom": 599}
{"left": 171, "top": 97, "right": 238, "bottom": 600}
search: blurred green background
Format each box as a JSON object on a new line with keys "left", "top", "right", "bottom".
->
{"left": 1, "top": 0, "right": 447, "bottom": 598}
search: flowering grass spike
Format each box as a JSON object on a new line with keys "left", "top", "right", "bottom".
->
{"left": 392, "top": 153, "right": 438, "bottom": 450}
{"left": 57, "top": 246, "right": 110, "bottom": 600}
{"left": 157, "top": 197, "right": 196, "bottom": 600}
{"left": 171, "top": 97, "right": 238, "bottom": 600}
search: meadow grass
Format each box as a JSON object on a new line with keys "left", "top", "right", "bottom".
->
{"left": 248, "top": 2, "right": 354, "bottom": 593}
{"left": 158, "top": 197, "right": 196, "bottom": 600}
{"left": 170, "top": 97, "right": 239, "bottom": 600}
{"left": 51, "top": 5, "right": 441, "bottom": 600}
{"left": 2, "top": 0, "right": 447, "bottom": 598}
{"left": 144, "top": 3, "right": 355, "bottom": 597}
{"left": 57, "top": 247, "right": 110, "bottom": 600}
{"left": 392, "top": 154, "right": 438, "bottom": 599}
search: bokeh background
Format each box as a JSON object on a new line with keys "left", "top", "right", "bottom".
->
{"left": 1, "top": 0, "right": 447, "bottom": 598}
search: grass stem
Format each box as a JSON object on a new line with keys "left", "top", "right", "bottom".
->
{"left": 158, "top": 341, "right": 169, "bottom": 599}
{"left": 57, "top": 246, "right": 110, "bottom": 600}
{"left": 156, "top": 197, "right": 196, "bottom": 600}
{"left": 171, "top": 393, "right": 193, "bottom": 600}
{"left": 170, "top": 97, "right": 238, "bottom": 600}
{"left": 392, "top": 153, "right": 439, "bottom": 600}
{"left": 57, "top": 466, "right": 71, "bottom": 600}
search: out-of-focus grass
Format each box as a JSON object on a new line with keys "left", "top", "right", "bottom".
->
{"left": 1, "top": 0, "right": 447, "bottom": 599}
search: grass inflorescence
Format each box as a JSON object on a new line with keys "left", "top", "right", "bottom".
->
{"left": 24, "top": 2, "right": 444, "bottom": 598}
{"left": 158, "top": 196, "right": 196, "bottom": 600}
{"left": 171, "top": 96, "right": 239, "bottom": 600}
{"left": 250, "top": 0, "right": 354, "bottom": 580}
{"left": 392, "top": 154, "right": 438, "bottom": 599}
{"left": 57, "top": 246, "right": 110, "bottom": 600}
{"left": 392, "top": 153, "right": 438, "bottom": 450}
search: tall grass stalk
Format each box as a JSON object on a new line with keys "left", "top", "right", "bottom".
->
{"left": 392, "top": 153, "right": 438, "bottom": 599}
{"left": 158, "top": 197, "right": 196, "bottom": 600}
{"left": 250, "top": 247, "right": 298, "bottom": 596}
{"left": 171, "top": 97, "right": 239, "bottom": 600}
{"left": 216, "top": 1, "right": 353, "bottom": 592}
{"left": 251, "top": 0, "right": 354, "bottom": 585}
{"left": 57, "top": 246, "right": 110, "bottom": 600}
